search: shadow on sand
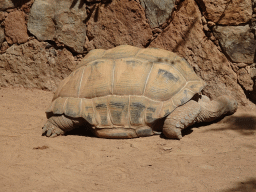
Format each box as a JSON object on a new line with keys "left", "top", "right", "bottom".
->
{"left": 202, "top": 113, "right": 256, "bottom": 136}
{"left": 222, "top": 178, "right": 256, "bottom": 192}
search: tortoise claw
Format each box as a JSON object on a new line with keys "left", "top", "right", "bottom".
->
{"left": 46, "top": 129, "right": 52, "bottom": 137}
{"left": 50, "top": 133, "right": 58, "bottom": 138}
{"left": 42, "top": 120, "right": 64, "bottom": 137}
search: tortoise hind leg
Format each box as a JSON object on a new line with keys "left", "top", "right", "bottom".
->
{"left": 163, "top": 100, "right": 200, "bottom": 139}
{"left": 42, "top": 115, "right": 88, "bottom": 137}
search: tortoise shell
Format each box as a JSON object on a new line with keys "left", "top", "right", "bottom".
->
{"left": 46, "top": 45, "right": 206, "bottom": 129}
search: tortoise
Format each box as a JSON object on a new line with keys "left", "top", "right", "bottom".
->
{"left": 42, "top": 45, "right": 238, "bottom": 139}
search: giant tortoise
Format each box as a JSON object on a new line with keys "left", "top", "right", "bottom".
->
{"left": 42, "top": 45, "right": 238, "bottom": 139}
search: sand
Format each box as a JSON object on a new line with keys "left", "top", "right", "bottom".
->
{"left": 0, "top": 87, "right": 255, "bottom": 192}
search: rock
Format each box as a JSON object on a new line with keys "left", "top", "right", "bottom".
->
{"left": 0, "top": 41, "right": 8, "bottom": 52}
{"left": 196, "top": 0, "right": 252, "bottom": 25}
{"left": 213, "top": 25, "right": 256, "bottom": 64}
{"left": 0, "top": 27, "right": 4, "bottom": 46}
{"left": 149, "top": 0, "right": 248, "bottom": 105}
{"left": 54, "top": 12, "right": 86, "bottom": 53}
{"left": 249, "top": 64, "right": 256, "bottom": 79}
{"left": 140, "top": 0, "right": 176, "bottom": 28}
{"left": 28, "top": 0, "right": 87, "bottom": 53}
{"left": 203, "top": 25, "right": 210, "bottom": 32}
{"left": 53, "top": 0, "right": 87, "bottom": 53}
{"left": 86, "top": 0, "right": 152, "bottom": 49}
{"left": 237, "top": 68, "right": 254, "bottom": 91}
{"left": 27, "top": 0, "right": 55, "bottom": 41}
{"left": 0, "top": 0, "right": 14, "bottom": 11}
{"left": 0, "top": 39, "right": 76, "bottom": 91}
{"left": 4, "top": 10, "right": 29, "bottom": 44}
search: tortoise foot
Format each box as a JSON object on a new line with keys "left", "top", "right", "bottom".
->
{"left": 42, "top": 120, "right": 65, "bottom": 137}
{"left": 163, "top": 100, "right": 201, "bottom": 140}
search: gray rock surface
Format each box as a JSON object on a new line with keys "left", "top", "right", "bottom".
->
{"left": 28, "top": 0, "right": 87, "bottom": 53}
{"left": 213, "top": 25, "right": 256, "bottom": 64}
{"left": 237, "top": 68, "right": 254, "bottom": 91}
{"left": 0, "top": 0, "right": 14, "bottom": 11}
{"left": 140, "top": 0, "right": 175, "bottom": 28}
{"left": 27, "top": 0, "right": 55, "bottom": 41}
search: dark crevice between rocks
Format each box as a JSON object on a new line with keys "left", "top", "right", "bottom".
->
{"left": 194, "top": 0, "right": 206, "bottom": 16}
{"left": 10, "top": 0, "right": 31, "bottom": 7}
{"left": 44, "top": 40, "right": 82, "bottom": 57}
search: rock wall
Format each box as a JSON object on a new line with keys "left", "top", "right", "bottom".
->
{"left": 0, "top": 0, "right": 256, "bottom": 107}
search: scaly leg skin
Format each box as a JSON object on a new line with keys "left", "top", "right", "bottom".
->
{"left": 163, "top": 100, "right": 201, "bottom": 139}
{"left": 163, "top": 95, "right": 238, "bottom": 140}
{"left": 42, "top": 115, "right": 87, "bottom": 137}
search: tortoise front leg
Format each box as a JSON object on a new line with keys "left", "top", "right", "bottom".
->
{"left": 42, "top": 115, "right": 87, "bottom": 137}
{"left": 163, "top": 95, "right": 238, "bottom": 139}
{"left": 163, "top": 100, "right": 201, "bottom": 139}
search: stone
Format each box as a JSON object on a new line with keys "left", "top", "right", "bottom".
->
{"left": 196, "top": 0, "right": 252, "bottom": 25}
{"left": 0, "top": 27, "right": 4, "bottom": 46}
{"left": 149, "top": 0, "right": 248, "bottom": 105}
{"left": 140, "top": 0, "right": 176, "bottom": 28}
{"left": 213, "top": 25, "right": 256, "bottom": 64}
{"left": 86, "top": 0, "right": 152, "bottom": 49}
{"left": 0, "top": 12, "right": 7, "bottom": 22}
{"left": 0, "top": 39, "right": 76, "bottom": 91}
{"left": 28, "top": 0, "right": 87, "bottom": 53}
{"left": 0, "top": 0, "right": 14, "bottom": 11}
{"left": 4, "top": 10, "right": 29, "bottom": 44}
{"left": 237, "top": 68, "right": 254, "bottom": 91}
{"left": 249, "top": 64, "right": 256, "bottom": 79}
{"left": 0, "top": 41, "right": 8, "bottom": 52}
{"left": 27, "top": 0, "right": 55, "bottom": 41}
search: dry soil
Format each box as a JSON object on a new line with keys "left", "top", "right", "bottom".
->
{"left": 0, "top": 87, "right": 256, "bottom": 192}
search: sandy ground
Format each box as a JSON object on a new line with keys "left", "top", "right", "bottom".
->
{"left": 0, "top": 87, "right": 256, "bottom": 192}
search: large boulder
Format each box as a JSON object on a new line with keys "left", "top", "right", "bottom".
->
{"left": 86, "top": 0, "right": 152, "bottom": 50}
{"left": 0, "top": 0, "right": 14, "bottom": 11}
{"left": 149, "top": 0, "right": 248, "bottom": 105}
{"left": 195, "top": 0, "right": 252, "bottom": 25}
{"left": 4, "top": 10, "right": 29, "bottom": 44}
{"left": 213, "top": 25, "right": 256, "bottom": 64}
{"left": 139, "top": 0, "right": 176, "bottom": 28}
{"left": 28, "top": 0, "right": 87, "bottom": 53}
{"left": 27, "top": 0, "right": 55, "bottom": 41}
